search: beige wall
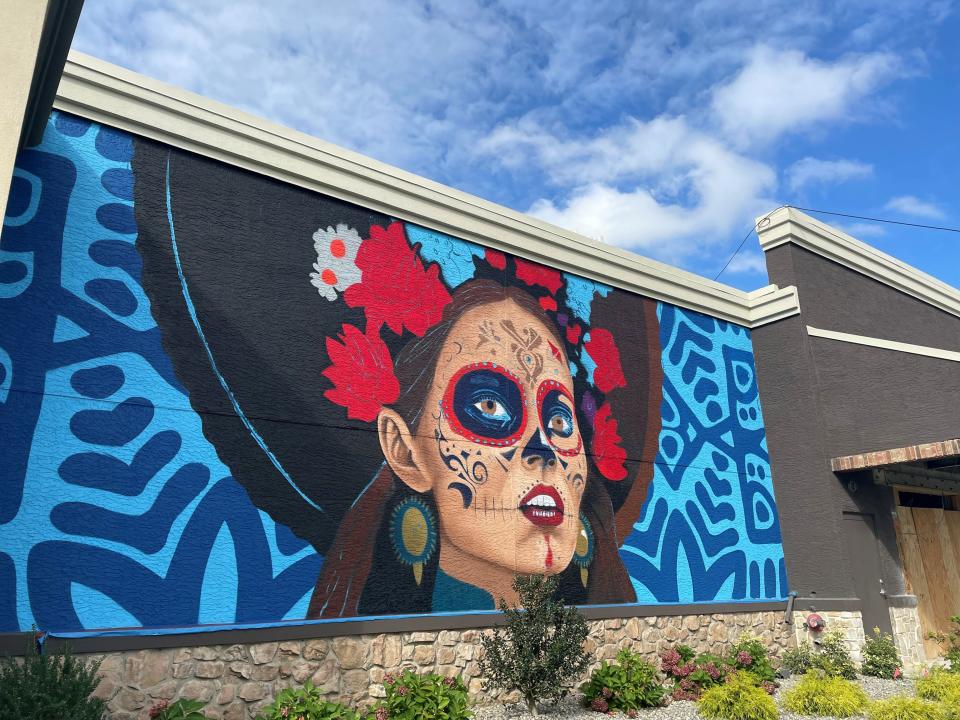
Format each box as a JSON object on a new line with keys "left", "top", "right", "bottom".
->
{"left": 0, "top": 0, "right": 50, "bottom": 233}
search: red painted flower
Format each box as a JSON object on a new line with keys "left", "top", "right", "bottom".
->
{"left": 323, "top": 323, "right": 400, "bottom": 422}
{"left": 584, "top": 328, "right": 626, "bottom": 393}
{"left": 538, "top": 296, "right": 558, "bottom": 312}
{"left": 485, "top": 248, "right": 506, "bottom": 270}
{"left": 514, "top": 257, "right": 563, "bottom": 294}
{"left": 344, "top": 222, "right": 451, "bottom": 337}
{"left": 592, "top": 403, "right": 628, "bottom": 481}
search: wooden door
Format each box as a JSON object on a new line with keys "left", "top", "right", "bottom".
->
{"left": 895, "top": 506, "right": 960, "bottom": 658}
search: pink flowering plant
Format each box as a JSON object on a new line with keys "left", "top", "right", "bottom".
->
{"left": 375, "top": 670, "right": 470, "bottom": 720}
{"left": 661, "top": 647, "right": 731, "bottom": 700}
{"left": 660, "top": 637, "right": 777, "bottom": 700}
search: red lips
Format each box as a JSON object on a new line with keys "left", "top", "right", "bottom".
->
{"left": 519, "top": 485, "right": 565, "bottom": 527}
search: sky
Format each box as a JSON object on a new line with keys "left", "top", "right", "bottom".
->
{"left": 71, "top": 0, "right": 960, "bottom": 292}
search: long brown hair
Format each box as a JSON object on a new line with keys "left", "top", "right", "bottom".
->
{"left": 307, "top": 280, "right": 657, "bottom": 617}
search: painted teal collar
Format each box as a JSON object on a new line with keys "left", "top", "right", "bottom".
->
{"left": 432, "top": 567, "right": 495, "bottom": 612}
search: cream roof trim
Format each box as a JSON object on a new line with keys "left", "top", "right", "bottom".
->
{"left": 54, "top": 51, "right": 799, "bottom": 327}
{"left": 758, "top": 207, "right": 960, "bottom": 319}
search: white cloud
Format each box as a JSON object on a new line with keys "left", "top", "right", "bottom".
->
{"left": 786, "top": 157, "right": 873, "bottom": 192}
{"left": 884, "top": 195, "right": 946, "bottom": 220}
{"left": 484, "top": 116, "right": 775, "bottom": 263}
{"left": 723, "top": 251, "right": 768, "bottom": 277}
{"left": 711, "top": 46, "right": 899, "bottom": 147}
{"left": 70, "top": 1, "right": 947, "bottom": 282}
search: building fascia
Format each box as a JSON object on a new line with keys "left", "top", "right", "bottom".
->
{"left": 53, "top": 51, "right": 798, "bottom": 328}
{"left": 758, "top": 207, "right": 960, "bottom": 320}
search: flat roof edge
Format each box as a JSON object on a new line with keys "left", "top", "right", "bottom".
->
{"left": 758, "top": 207, "right": 960, "bottom": 320}
{"left": 54, "top": 51, "right": 800, "bottom": 328}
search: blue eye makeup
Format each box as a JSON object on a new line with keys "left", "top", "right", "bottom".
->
{"left": 442, "top": 363, "right": 527, "bottom": 445}
{"left": 541, "top": 391, "right": 574, "bottom": 438}
{"left": 536, "top": 379, "right": 582, "bottom": 457}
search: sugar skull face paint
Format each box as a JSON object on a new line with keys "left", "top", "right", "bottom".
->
{"left": 441, "top": 364, "right": 527, "bottom": 446}
{"left": 392, "top": 298, "right": 589, "bottom": 598}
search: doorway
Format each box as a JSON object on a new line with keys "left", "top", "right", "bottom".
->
{"left": 841, "top": 512, "right": 893, "bottom": 637}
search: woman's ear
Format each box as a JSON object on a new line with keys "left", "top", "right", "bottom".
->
{"left": 378, "top": 408, "right": 431, "bottom": 493}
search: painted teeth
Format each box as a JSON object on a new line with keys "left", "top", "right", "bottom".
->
{"left": 527, "top": 494, "right": 557, "bottom": 508}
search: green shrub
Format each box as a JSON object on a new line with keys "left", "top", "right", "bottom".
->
{"left": 817, "top": 630, "right": 858, "bottom": 679}
{"left": 698, "top": 671, "right": 778, "bottom": 720}
{"left": 781, "top": 630, "right": 856, "bottom": 679}
{"left": 781, "top": 671, "right": 868, "bottom": 717}
{"left": 0, "top": 635, "right": 106, "bottom": 720}
{"left": 862, "top": 627, "right": 902, "bottom": 679}
{"left": 916, "top": 668, "right": 960, "bottom": 701}
{"left": 781, "top": 642, "right": 814, "bottom": 676}
{"left": 930, "top": 616, "right": 960, "bottom": 671}
{"left": 255, "top": 682, "right": 365, "bottom": 720}
{"left": 478, "top": 574, "right": 591, "bottom": 715}
{"left": 580, "top": 648, "right": 666, "bottom": 712}
{"left": 378, "top": 670, "right": 470, "bottom": 720}
{"left": 867, "top": 696, "right": 946, "bottom": 720}
{"left": 730, "top": 636, "right": 777, "bottom": 685}
{"left": 148, "top": 698, "right": 208, "bottom": 719}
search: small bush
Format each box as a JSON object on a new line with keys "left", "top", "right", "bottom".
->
{"left": 580, "top": 648, "right": 666, "bottom": 711}
{"left": 817, "top": 630, "right": 858, "bottom": 679}
{"left": 698, "top": 671, "right": 778, "bottom": 720}
{"left": 478, "top": 574, "right": 591, "bottom": 716}
{"left": 661, "top": 647, "right": 730, "bottom": 700}
{"left": 378, "top": 670, "right": 470, "bottom": 720}
{"left": 730, "top": 636, "right": 777, "bottom": 685}
{"left": 149, "top": 699, "right": 208, "bottom": 719}
{"left": 867, "top": 696, "right": 946, "bottom": 720}
{"left": 782, "top": 671, "right": 868, "bottom": 717}
{"left": 255, "top": 683, "right": 364, "bottom": 720}
{"left": 0, "top": 635, "right": 106, "bottom": 720}
{"left": 916, "top": 668, "right": 960, "bottom": 701}
{"left": 781, "top": 643, "right": 814, "bottom": 676}
{"left": 781, "top": 630, "right": 856, "bottom": 679}
{"left": 930, "top": 616, "right": 960, "bottom": 671}
{"left": 862, "top": 627, "right": 902, "bottom": 679}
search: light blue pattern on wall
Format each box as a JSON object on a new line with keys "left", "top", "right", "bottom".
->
{"left": 620, "top": 303, "right": 785, "bottom": 602}
{"left": 0, "top": 113, "right": 320, "bottom": 632}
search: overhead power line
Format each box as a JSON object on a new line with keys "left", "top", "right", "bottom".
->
{"left": 715, "top": 204, "right": 960, "bottom": 281}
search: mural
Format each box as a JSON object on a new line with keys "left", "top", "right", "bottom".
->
{"left": 0, "top": 113, "right": 786, "bottom": 634}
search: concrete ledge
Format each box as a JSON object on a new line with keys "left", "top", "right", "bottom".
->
{"left": 0, "top": 600, "right": 788, "bottom": 654}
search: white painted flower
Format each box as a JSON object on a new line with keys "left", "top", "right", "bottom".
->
{"left": 309, "top": 224, "right": 362, "bottom": 301}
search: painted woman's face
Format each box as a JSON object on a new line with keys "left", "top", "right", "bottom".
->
{"left": 407, "top": 299, "right": 589, "bottom": 583}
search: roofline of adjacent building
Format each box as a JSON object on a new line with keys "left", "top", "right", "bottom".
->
{"left": 53, "top": 51, "right": 801, "bottom": 328}
{"left": 758, "top": 206, "right": 960, "bottom": 320}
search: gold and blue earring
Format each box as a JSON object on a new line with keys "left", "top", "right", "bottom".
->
{"left": 390, "top": 497, "right": 438, "bottom": 585}
{"left": 572, "top": 512, "right": 595, "bottom": 588}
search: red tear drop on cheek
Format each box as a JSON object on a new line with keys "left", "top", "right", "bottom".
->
{"left": 545, "top": 536, "right": 553, "bottom": 569}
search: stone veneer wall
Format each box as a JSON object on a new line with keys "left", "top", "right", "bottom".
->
{"left": 790, "top": 610, "right": 865, "bottom": 664}
{"left": 79, "top": 611, "right": 791, "bottom": 720}
{"left": 889, "top": 605, "right": 926, "bottom": 669}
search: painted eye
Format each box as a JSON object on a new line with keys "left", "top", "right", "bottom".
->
{"left": 444, "top": 366, "right": 527, "bottom": 442}
{"left": 474, "top": 397, "right": 511, "bottom": 422}
{"left": 548, "top": 412, "right": 573, "bottom": 437}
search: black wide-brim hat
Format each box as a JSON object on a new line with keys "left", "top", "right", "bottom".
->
{"left": 132, "top": 140, "right": 664, "bottom": 555}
